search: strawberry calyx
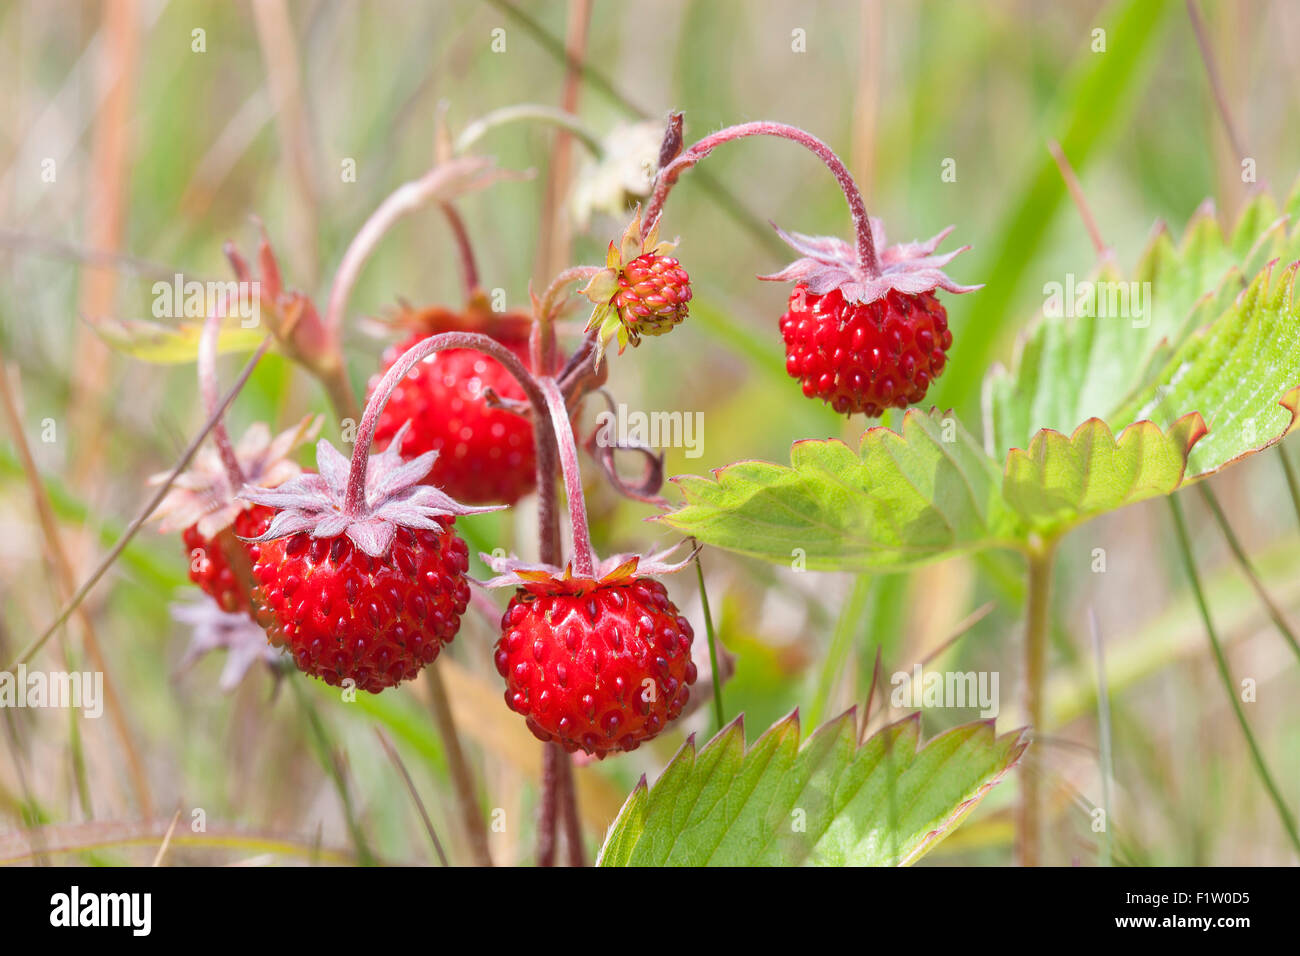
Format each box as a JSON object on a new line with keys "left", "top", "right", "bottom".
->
{"left": 239, "top": 421, "right": 502, "bottom": 559}
{"left": 477, "top": 542, "right": 696, "bottom": 597}
{"left": 151, "top": 416, "right": 322, "bottom": 540}
{"left": 759, "top": 219, "right": 981, "bottom": 306}
{"left": 579, "top": 205, "right": 689, "bottom": 363}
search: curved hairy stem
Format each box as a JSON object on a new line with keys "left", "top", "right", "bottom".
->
{"left": 644, "top": 121, "right": 880, "bottom": 276}
{"left": 454, "top": 103, "right": 604, "bottom": 158}
{"left": 537, "top": 266, "right": 601, "bottom": 326}
{"left": 440, "top": 202, "right": 480, "bottom": 296}
{"left": 533, "top": 265, "right": 601, "bottom": 381}
{"left": 539, "top": 376, "right": 594, "bottom": 576}
{"left": 323, "top": 156, "right": 496, "bottom": 341}
{"left": 341, "top": 331, "right": 548, "bottom": 517}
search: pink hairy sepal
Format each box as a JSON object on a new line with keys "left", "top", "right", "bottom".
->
{"left": 759, "top": 218, "right": 981, "bottom": 304}
{"left": 476, "top": 543, "right": 696, "bottom": 596}
{"left": 239, "top": 421, "right": 502, "bottom": 559}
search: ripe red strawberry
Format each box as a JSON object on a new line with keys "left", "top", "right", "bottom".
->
{"left": 182, "top": 504, "right": 273, "bottom": 614}
{"left": 368, "top": 301, "right": 537, "bottom": 506}
{"left": 240, "top": 422, "right": 498, "bottom": 694}
{"left": 249, "top": 523, "right": 470, "bottom": 693}
{"left": 482, "top": 550, "right": 697, "bottom": 758}
{"left": 582, "top": 206, "right": 691, "bottom": 361}
{"left": 761, "top": 220, "right": 979, "bottom": 417}
{"left": 780, "top": 286, "right": 953, "bottom": 416}
{"left": 152, "top": 417, "right": 320, "bottom": 617}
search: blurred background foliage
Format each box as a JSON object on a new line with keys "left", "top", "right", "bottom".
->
{"left": 0, "top": 0, "right": 1297, "bottom": 865}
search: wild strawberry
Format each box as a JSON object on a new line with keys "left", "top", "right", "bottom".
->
{"left": 368, "top": 298, "right": 538, "bottom": 506}
{"left": 153, "top": 417, "right": 321, "bottom": 617}
{"left": 581, "top": 206, "right": 691, "bottom": 362}
{"left": 240, "top": 423, "right": 499, "bottom": 694}
{"left": 181, "top": 505, "right": 273, "bottom": 614}
{"left": 481, "top": 550, "right": 697, "bottom": 758}
{"left": 780, "top": 287, "right": 953, "bottom": 416}
{"left": 761, "top": 221, "right": 979, "bottom": 417}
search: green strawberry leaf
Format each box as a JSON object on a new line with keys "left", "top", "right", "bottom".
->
{"left": 1002, "top": 414, "right": 1207, "bottom": 534}
{"left": 1111, "top": 263, "right": 1300, "bottom": 479}
{"left": 659, "top": 409, "right": 1025, "bottom": 572}
{"left": 986, "top": 186, "right": 1298, "bottom": 457}
{"left": 663, "top": 187, "right": 1300, "bottom": 570}
{"left": 596, "top": 711, "right": 1027, "bottom": 867}
{"left": 83, "top": 314, "right": 265, "bottom": 364}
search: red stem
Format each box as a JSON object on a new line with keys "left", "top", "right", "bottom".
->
{"left": 539, "top": 376, "right": 594, "bottom": 576}
{"left": 342, "top": 331, "right": 550, "bottom": 516}
{"left": 558, "top": 753, "right": 585, "bottom": 866}
{"left": 643, "top": 121, "right": 880, "bottom": 276}
{"left": 199, "top": 309, "right": 246, "bottom": 489}
{"left": 440, "top": 202, "right": 480, "bottom": 296}
{"left": 537, "top": 743, "right": 561, "bottom": 866}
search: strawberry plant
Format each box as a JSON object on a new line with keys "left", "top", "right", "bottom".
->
{"left": 3, "top": 2, "right": 1298, "bottom": 878}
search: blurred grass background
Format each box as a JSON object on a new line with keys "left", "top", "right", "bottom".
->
{"left": 0, "top": 0, "right": 1298, "bottom": 865}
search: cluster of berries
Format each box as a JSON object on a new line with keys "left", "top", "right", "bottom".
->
{"left": 158, "top": 231, "right": 701, "bottom": 756}
{"left": 158, "top": 119, "right": 978, "bottom": 761}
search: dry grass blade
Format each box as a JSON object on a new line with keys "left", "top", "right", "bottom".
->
{"left": 2, "top": 336, "right": 273, "bottom": 671}
{"left": 251, "top": 0, "right": 320, "bottom": 285}
{"left": 1087, "top": 609, "right": 1114, "bottom": 867}
{"left": 373, "top": 727, "right": 449, "bottom": 866}
{"left": 424, "top": 661, "right": 492, "bottom": 866}
{"left": 0, "top": 359, "right": 154, "bottom": 816}
{"left": 1198, "top": 482, "right": 1300, "bottom": 665}
{"left": 69, "top": 0, "right": 140, "bottom": 485}
{"left": 0, "top": 819, "right": 358, "bottom": 866}
{"left": 151, "top": 809, "right": 182, "bottom": 866}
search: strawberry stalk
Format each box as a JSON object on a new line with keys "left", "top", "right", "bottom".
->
{"left": 344, "top": 329, "right": 557, "bottom": 867}
{"left": 342, "top": 331, "right": 551, "bottom": 518}
{"left": 534, "top": 265, "right": 601, "bottom": 378}
{"left": 644, "top": 121, "right": 882, "bottom": 277}
{"left": 439, "top": 201, "right": 480, "bottom": 297}
{"left": 198, "top": 308, "right": 247, "bottom": 491}
{"left": 347, "top": 325, "right": 599, "bottom": 865}
{"left": 539, "top": 376, "right": 595, "bottom": 577}
{"left": 323, "top": 156, "right": 497, "bottom": 345}
{"left": 347, "top": 327, "right": 596, "bottom": 577}
{"left": 453, "top": 103, "right": 605, "bottom": 159}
